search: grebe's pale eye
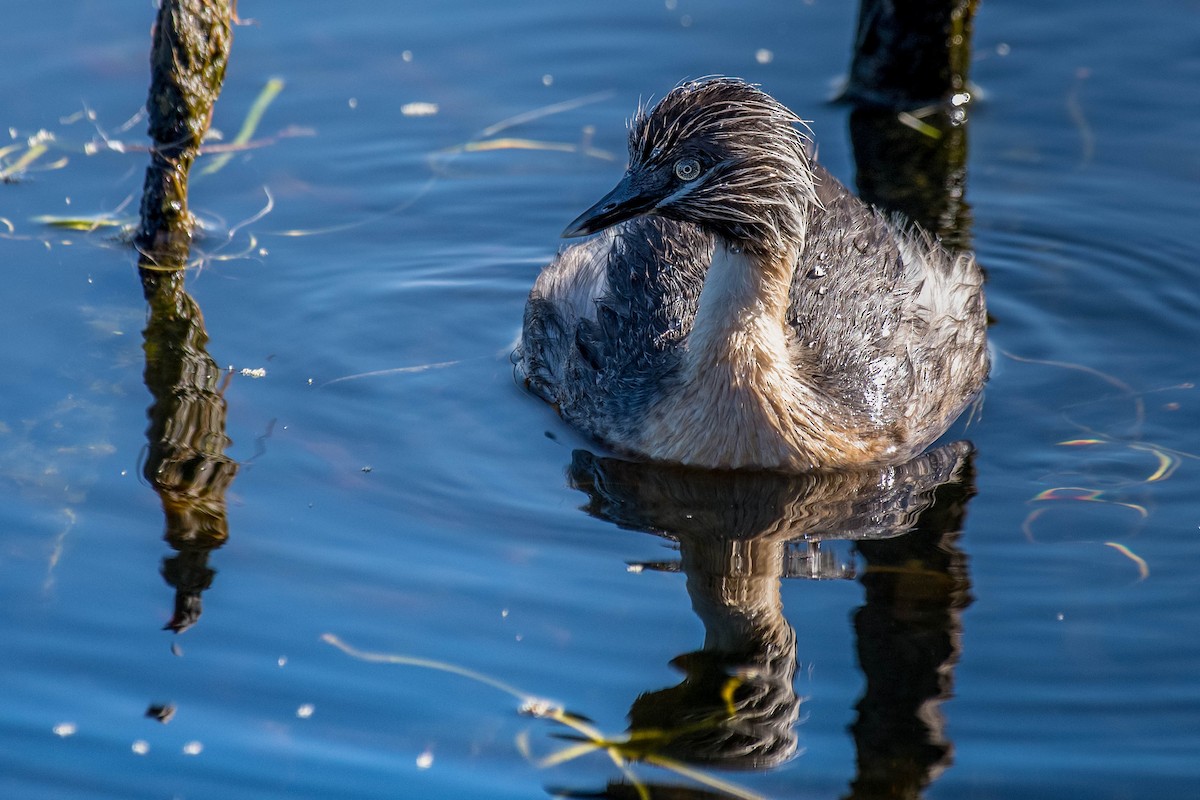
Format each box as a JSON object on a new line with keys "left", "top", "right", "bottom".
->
{"left": 674, "top": 157, "right": 702, "bottom": 182}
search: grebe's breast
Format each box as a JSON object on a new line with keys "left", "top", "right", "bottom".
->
{"left": 518, "top": 168, "right": 987, "bottom": 471}
{"left": 518, "top": 216, "right": 712, "bottom": 446}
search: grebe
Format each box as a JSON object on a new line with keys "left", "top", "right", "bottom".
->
{"left": 517, "top": 77, "right": 987, "bottom": 471}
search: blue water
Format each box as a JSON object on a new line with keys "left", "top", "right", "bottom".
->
{"left": 2, "top": 1, "right": 1199, "bottom": 798}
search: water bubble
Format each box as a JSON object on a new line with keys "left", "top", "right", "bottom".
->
{"left": 401, "top": 102, "right": 439, "bottom": 118}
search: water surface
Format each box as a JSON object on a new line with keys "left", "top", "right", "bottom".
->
{"left": 2, "top": 1, "right": 1198, "bottom": 798}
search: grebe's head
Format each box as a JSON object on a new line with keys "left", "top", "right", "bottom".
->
{"left": 563, "top": 77, "right": 817, "bottom": 257}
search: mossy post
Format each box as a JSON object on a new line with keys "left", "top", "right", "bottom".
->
{"left": 135, "top": 0, "right": 238, "bottom": 633}
{"left": 135, "top": 0, "right": 232, "bottom": 274}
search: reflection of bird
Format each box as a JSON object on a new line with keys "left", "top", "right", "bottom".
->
{"left": 560, "top": 445, "right": 976, "bottom": 786}
{"left": 518, "top": 78, "right": 987, "bottom": 471}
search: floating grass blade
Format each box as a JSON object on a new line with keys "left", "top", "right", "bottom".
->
{"left": 642, "top": 754, "right": 767, "bottom": 800}
{"left": 323, "top": 633, "right": 765, "bottom": 799}
{"left": 322, "top": 633, "right": 546, "bottom": 706}
{"left": 0, "top": 144, "right": 49, "bottom": 181}
{"left": 1131, "top": 442, "right": 1180, "bottom": 483}
{"left": 201, "top": 77, "right": 285, "bottom": 176}
{"left": 897, "top": 110, "right": 942, "bottom": 139}
{"left": 33, "top": 214, "right": 133, "bottom": 232}
{"left": 479, "top": 90, "right": 613, "bottom": 138}
{"left": 1104, "top": 542, "right": 1149, "bottom": 581}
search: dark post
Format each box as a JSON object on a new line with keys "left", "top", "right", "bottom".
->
{"left": 842, "top": 0, "right": 976, "bottom": 109}
{"left": 839, "top": 0, "right": 978, "bottom": 249}
{"left": 136, "top": 0, "right": 233, "bottom": 269}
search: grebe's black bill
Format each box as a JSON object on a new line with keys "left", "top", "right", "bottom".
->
{"left": 562, "top": 170, "right": 660, "bottom": 238}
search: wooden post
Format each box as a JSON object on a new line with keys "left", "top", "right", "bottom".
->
{"left": 136, "top": 0, "right": 233, "bottom": 271}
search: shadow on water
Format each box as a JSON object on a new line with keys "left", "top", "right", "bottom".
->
{"left": 134, "top": 0, "right": 238, "bottom": 633}
{"left": 558, "top": 444, "right": 975, "bottom": 798}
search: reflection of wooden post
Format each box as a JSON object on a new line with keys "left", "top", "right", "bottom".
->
{"left": 135, "top": 1, "right": 236, "bottom": 632}
{"left": 847, "top": 459, "right": 975, "bottom": 800}
{"left": 142, "top": 275, "right": 238, "bottom": 632}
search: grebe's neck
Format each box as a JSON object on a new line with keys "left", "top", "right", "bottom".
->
{"left": 638, "top": 238, "right": 816, "bottom": 469}
{"left": 687, "top": 239, "right": 798, "bottom": 369}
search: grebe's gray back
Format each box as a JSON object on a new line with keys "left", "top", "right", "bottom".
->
{"left": 517, "top": 77, "right": 987, "bottom": 471}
